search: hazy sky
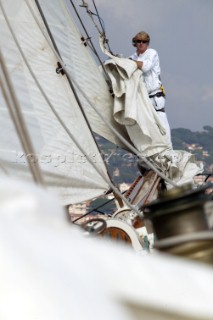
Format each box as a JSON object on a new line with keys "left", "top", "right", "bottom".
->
{"left": 71, "top": 0, "right": 213, "bottom": 131}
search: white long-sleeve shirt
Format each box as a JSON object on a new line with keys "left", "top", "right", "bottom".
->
{"left": 129, "top": 48, "right": 162, "bottom": 95}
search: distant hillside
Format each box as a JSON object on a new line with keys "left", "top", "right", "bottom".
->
{"left": 95, "top": 134, "right": 138, "bottom": 184}
{"left": 95, "top": 126, "right": 213, "bottom": 184}
{"left": 171, "top": 126, "right": 213, "bottom": 170}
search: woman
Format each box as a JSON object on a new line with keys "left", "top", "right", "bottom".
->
{"left": 129, "top": 31, "right": 172, "bottom": 147}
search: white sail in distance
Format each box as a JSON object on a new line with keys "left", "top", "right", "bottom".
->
{"left": 0, "top": 0, "right": 111, "bottom": 205}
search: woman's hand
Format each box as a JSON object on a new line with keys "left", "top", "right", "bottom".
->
{"left": 135, "top": 60, "right": 143, "bottom": 69}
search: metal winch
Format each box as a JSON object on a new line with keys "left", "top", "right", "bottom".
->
{"left": 144, "top": 183, "right": 213, "bottom": 265}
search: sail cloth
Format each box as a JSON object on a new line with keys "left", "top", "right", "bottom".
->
{"left": 0, "top": 0, "right": 111, "bottom": 205}
{"left": 100, "top": 40, "right": 203, "bottom": 185}
{"left": 36, "top": 0, "right": 131, "bottom": 149}
{"left": 1, "top": 178, "right": 213, "bottom": 320}
{"left": 104, "top": 57, "right": 170, "bottom": 157}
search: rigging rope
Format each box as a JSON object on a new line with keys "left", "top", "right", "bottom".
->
{"left": 91, "top": 0, "right": 105, "bottom": 34}
{"left": 69, "top": 1, "right": 100, "bottom": 56}
{"left": 79, "top": 0, "right": 113, "bottom": 54}
{"left": 69, "top": 0, "right": 111, "bottom": 83}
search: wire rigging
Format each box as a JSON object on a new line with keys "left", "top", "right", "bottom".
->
{"left": 91, "top": 0, "right": 105, "bottom": 35}
{"left": 69, "top": 0, "right": 111, "bottom": 83}
{"left": 78, "top": 0, "right": 113, "bottom": 54}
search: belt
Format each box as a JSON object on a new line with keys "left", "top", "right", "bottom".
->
{"left": 149, "top": 91, "right": 165, "bottom": 98}
{"left": 156, "top": 107, "right": 165, "bottom": 113}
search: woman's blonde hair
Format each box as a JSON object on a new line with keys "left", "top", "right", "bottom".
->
{"left": 132, "top": 31, "right": 150, "bottom": 46}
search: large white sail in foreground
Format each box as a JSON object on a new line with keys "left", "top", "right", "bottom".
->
{"left": 0, "top": 0, "right": 111, "bottom": 205}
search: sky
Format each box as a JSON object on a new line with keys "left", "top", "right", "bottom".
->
{"left": 71, "top": 0, "right": 213, "bottom": 132}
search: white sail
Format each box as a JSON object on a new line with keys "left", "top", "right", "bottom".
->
{"left": 1, "top": 178, "right": 213, "bottom": 320}
{"left": 0, "top": 0, "right": 111, "bottom": 205}
{"left": 36, "top": 0, "right": 131, "bottom": 149}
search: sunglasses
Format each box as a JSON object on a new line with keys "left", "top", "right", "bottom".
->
{"left": 134, "top": 40, "right": 148, "bottom": 44}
